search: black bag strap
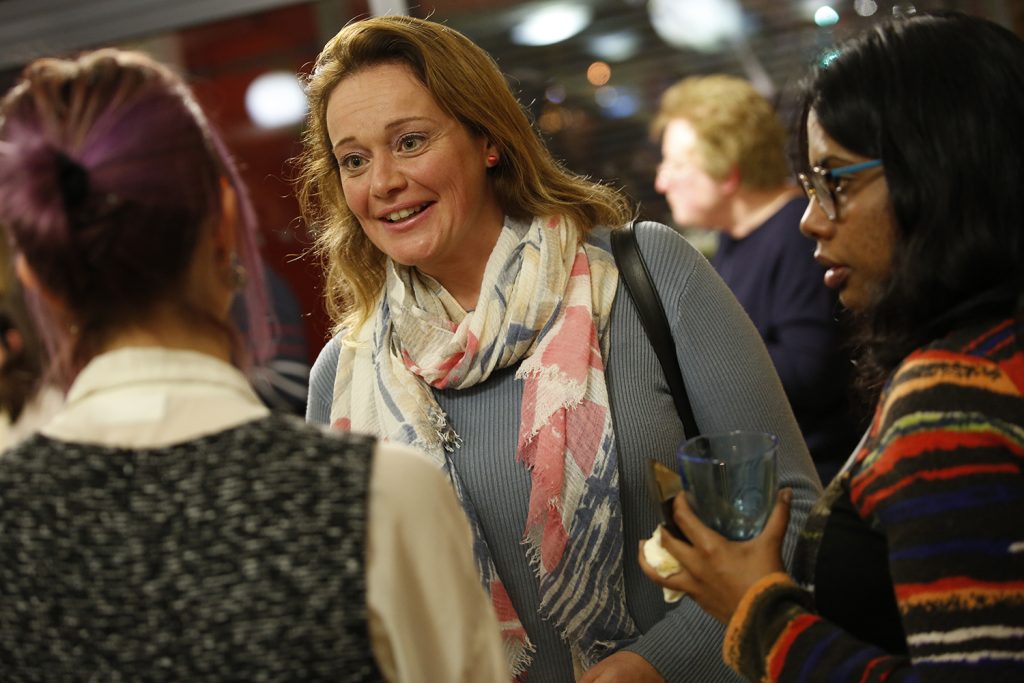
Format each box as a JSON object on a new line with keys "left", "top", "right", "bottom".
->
{"left": 611, "top": 221, "right": 699, "bottom": 437}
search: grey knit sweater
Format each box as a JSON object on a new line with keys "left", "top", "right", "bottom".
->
{"left": 0, "top": 414, "right": 383, "bottom": 682}
{"left": 307, "top": 222, "right": 822, "bottom": 682}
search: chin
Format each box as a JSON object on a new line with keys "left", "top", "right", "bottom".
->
{"left": 838, "top": 291, "right": 867, "bottom": 314}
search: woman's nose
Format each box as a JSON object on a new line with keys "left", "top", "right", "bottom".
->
{"left": 799, "top": 197, "right": 834, "bottom": 241}
{"left": 654, "top": 165, "right": 669, "bottom": 194}
{"left": 370, "top": 156, "right": 407, "bottom": 197}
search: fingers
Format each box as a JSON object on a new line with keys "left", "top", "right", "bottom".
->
{"left": 762, "top": 488, "right": 793, "bottom": 545}
{"left": 670, "top": 491, "right": 716, "bottom": 548}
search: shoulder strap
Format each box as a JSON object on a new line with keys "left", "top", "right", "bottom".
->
{"left": 611, "top": 222, "right": 699, "bottom": 437}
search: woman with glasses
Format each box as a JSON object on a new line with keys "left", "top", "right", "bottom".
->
{"left": 642, "top": 10, "right": 1024, "bottom": 681}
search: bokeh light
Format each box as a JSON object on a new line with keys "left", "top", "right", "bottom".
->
{"left": 545, "top": 83, "right": 567, "bottom": 104}
{"left": 648, "top": 0, "right": 744, "bottom": 52}
{"left": 245, "top": 71, "right": 307, "bottom": 129}
{"left": 814, "top": 6, "right": 840, "bottom": 27}
{"left": 587, "top": 61, "right": 612, "bottom": 87}
{"left": 511, "top": 3, "right": 592, "bottom": 46}
{"left": 594, "top": 85, "right": 638, "bottom": 118}
{"left": 587, "top": 31, "right": 641, "bottom": 62}
{"left": 854, "top": 0, "right": 878, "bottom": 16}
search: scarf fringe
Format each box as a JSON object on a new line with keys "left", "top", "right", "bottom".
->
{"left": 505, "top": 633, "right": 535, "bottom": 679}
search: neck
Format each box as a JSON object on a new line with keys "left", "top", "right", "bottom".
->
{"left": 436, "top": 271, "right": 485, "bottom": 312}
{"left": 99, "top": 305, "right": 234, "bottom": 363}
{"left": 725, "top": 185, "right": 801, "bottom": 240}
{"left": 420, "top": 203, "right": 506, "bottom": 312}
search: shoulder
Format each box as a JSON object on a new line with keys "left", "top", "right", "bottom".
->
{"left": 591, "top": 220, "right": 706, "bottom": 276}
{"left": 752, "top": 198, "right": 814, "bottom": 257}
{"left": 206, "top": 414, "right": 377, "bottom": 459}
{"left": 0, "top": 433, "right": 66, "bottom": 481}
{"left": 307, "top": 336, "right": 343, "bottom": 424}
{"left": 886, "top": 319, "right": 1024, "bottom": 406}
{"left": 872, "top": 319, "right": 1024, "bottom": 458}
{"left": 853, "top": 321, "right": 1024, "bottom": 517}
{"left": 371, "top": 443, "right": 451, "bottom": 508}
{"left": 368, "top": 443, "right": 472, "bottom": 549}
{"left": 310, "top": 335, "right": 343, "bottom": 381}
{"left": 633, "top": 220, "right": 704, "bottom": 264}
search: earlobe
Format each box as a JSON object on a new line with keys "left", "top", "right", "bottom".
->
{"left": 15, "top": 253, "right": 66, "bottom": 314}
{"left": 722, "top": 166, "right": 741, "bottom": 194}
{"left": 15, "top": 254, "right": 41, "bottom": 296}
{"left": 215, "top": 177, "right": 239, "bottom": 260}
{"left": 485, "top": 141, "right": 500, "bottom": 168}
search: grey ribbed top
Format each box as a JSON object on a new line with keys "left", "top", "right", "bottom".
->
{"left": 308, "top": 222, "right": 821, "bottom": 682}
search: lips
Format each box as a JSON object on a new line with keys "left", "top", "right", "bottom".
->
{"left": 823, "top": 265, "right": 850, "bottom": 290}
{"left": 815, "top": 254, "right": 849, "bottom": 290}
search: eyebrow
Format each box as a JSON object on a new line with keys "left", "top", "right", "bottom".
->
{"left": 332, "top": 116, "right": 434, "bottom": 153}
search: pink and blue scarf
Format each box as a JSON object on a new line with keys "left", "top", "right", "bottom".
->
{"left": 330, "top": 215, "right": 638, "bottom": 676}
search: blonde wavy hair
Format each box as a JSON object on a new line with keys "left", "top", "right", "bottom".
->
{"left": 295, "top": 15, "right": 633, "bottom": 335}
{"left": 651, "top": 74, "right": 790, "bottom": 188}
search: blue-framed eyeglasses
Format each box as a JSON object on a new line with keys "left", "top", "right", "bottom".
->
{"left": 798, "top": 159, "right": 882, "bottom": 221}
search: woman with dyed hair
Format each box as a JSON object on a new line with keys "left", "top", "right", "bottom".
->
{"left": 0, "top": 48, "right": 506, "bottom": 681}
{"left": 643, "top": 11, "right": 1024, "bottom": 681}
{"left": 299, "top": 14, "right": 821, "bottom": 682}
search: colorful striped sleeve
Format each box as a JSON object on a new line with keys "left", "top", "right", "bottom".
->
{"left": 725, "top": 320, "right": 1024, "bottom": 682}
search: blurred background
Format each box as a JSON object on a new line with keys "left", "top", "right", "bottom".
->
{"left": 0, "top": 0, "right": 1016, "bottom": 364}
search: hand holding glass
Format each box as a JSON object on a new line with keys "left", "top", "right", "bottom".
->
{"left": 676, "top": 431, "right": 779, "bottom": 541}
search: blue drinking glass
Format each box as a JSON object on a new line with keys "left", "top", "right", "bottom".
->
{"left": 676, "top": 430, "right": 779, "bottom": 540}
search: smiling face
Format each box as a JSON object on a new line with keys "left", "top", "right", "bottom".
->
{"left": 799, "top": 109, "right": 896, "bottom": 312}
{"left": 653, "top": 118, "right": 731, "bottom": 230}
{"left": 325, "top": 62, "right": 504, "bottom": 300}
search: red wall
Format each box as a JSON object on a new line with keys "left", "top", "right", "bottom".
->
{"left": 179, "top": 4, "right": 333, "bottom": 363}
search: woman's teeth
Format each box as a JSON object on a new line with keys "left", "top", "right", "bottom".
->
{"left": 385, "top": 204, "right": 426, "bottom": 222}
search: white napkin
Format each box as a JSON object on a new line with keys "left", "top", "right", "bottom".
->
{"left": 642, "top": 525, "right": 685, "bottom": 603}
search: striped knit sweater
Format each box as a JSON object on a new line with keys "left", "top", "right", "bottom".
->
{"left": 724, "top": 316, "right": 1024, "bottom": 682}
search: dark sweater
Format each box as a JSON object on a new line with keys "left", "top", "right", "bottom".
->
{"left": 0, "top": 414, "right": 384, "bottom": 682}
{"left": 712, "top": 198, "right": 864, "bottom": 474}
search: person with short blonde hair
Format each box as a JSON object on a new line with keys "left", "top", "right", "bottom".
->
{"left": 654, "top": 74, "right": 862, "bottom": 482}
{"left": 652, "top": 75, "right": 790, "bottom": 190}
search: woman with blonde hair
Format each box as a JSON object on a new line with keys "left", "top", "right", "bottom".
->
{"left": 300, "top": 15, "right": 820, "bottom": 682}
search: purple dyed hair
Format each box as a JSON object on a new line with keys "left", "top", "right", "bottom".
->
{"left": 0, "top": 49, "right": 272, "bottom": 383}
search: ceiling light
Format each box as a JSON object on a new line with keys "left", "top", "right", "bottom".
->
{"left": 853, "top": 0, "right": 878, "bottom": 16}
{"left": 814, "top": 6, "right": 840, "bottom": 27}
{"left": 587, "top": 31, "right": 641, "bottom": 62}
{"left": 245, "top": 71, "right": 307, "bottom": 129}
{"left": 648, "top": 0, "right": 745, "bottom": 52}
{"left": 511, "top": 3, "right": 593, "bottom": 46}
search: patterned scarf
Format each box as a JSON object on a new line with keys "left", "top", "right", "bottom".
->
{"left": 330, "top": 215, "right": 639, "bottom": 676}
